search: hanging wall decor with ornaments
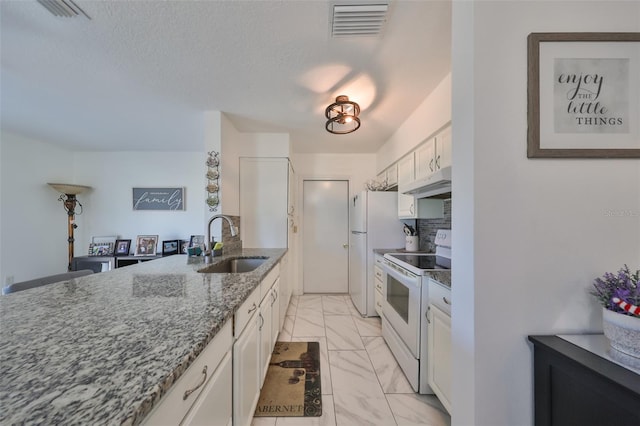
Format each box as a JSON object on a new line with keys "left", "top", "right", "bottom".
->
{"left": 206, "top": 151, "right": 220, "bottom": 212}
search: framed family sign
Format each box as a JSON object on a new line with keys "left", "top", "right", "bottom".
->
{"left": 527, "top": 32, "right": 640, "bottom": 158}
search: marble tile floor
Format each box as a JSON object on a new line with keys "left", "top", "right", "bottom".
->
{"left": 252, "top": 294, "right": 450, "bottom": 426}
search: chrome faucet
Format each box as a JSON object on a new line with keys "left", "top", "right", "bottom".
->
{"left": 206, "top": 214, "right": 238, "bottom": 253}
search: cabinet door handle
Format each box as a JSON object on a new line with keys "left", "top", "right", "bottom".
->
{"left": 410, "top": 203, "right": 414, "bottom": 215}
{"left": 248, "top": 303, "right": 257, "bottom": 314}
{"left": 443, "top": 296, "right": 451, "bottom": 305}
{"left": 436, "top": 155, "right": 441, "bottom": 170}
{"left": 426, "top": 306, "right": 431, "bottom": 324}
{"left": 259, "top": 313, "right": 264, "bottom": 330}
{"left": 271, "top": 289, "right": 277, "bottom": 306}
{"left": 429, "top": 158, "right": 434, "bottom": 172}
{"left": 183, "top": 365, "right": 208, "bottom": 400}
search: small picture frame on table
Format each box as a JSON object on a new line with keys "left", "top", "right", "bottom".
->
{"left": 135, "top": 235, "right": 158, "bottom": 256}
{"left": 189, "top": 235, "right": 205, "bottom": 249}
{"left": 114, "top": 239, "right": 132, "bottom": 256}
{"left": 179, "top": 239, "right": 189, "bottom": 254}
{"left": 88, "top": 243, "right": 114, "bottom": 256}
{"left": 162, "top": 240, "right": 180, "bottom": 256}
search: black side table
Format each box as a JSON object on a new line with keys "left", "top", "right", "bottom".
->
{"left": 528, "top": 335, "right": 640, "bottom": 426}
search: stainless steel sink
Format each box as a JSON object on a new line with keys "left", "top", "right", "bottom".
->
{"left": 198, "top": 257, "right": 268, "bottom": 274}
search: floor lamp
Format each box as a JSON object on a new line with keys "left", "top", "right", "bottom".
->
{"left": 48, "top": 183, "right": 91, "bottom": 271}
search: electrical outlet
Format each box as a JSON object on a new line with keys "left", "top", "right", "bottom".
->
{"left": 6, "top": 276, "right": 14, "bottom": 286}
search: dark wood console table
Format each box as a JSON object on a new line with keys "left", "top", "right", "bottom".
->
{"left": 528, "top": 335, "right": 640, "bottom": 426}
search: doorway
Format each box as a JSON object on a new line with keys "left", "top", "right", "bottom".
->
{"left": 302, "top": 180, "right": 349, "bottom": 293}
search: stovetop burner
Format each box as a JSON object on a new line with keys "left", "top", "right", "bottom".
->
{"left": 384, "top": 253, "right": 451, "bottom": 274}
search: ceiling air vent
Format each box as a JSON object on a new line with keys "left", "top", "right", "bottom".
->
{"left": 331, "top": 3, "right": 389, "bottom": 37}
{"left": 37, "top": 0, "right": 90, "bottom": 19}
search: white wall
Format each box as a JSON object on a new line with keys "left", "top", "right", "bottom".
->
{"left": 377, "top": 73, "right": 452, "bottom": 172}
{"left": 0, "top": 132, "right": 76, "bottom": 283}
{"left": 452, "top": 2, "right": 640, "bottom": 425}
{"left": 73, "top": 151, "right": 205, "bottom": 256}
{"left": 293, "top": 153, "right": 377, "bottom": 197}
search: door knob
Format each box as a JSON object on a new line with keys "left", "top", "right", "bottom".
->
{"left": 343, "top": 244, "right": 349, "bottom": 248}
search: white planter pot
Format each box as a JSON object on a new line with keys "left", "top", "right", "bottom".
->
{"left": 603, "top": 307, "right": 640, "bottom": 358}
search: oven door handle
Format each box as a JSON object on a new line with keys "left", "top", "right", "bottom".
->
{"left": 383, "top": 262, "right": 419, "bottom": 287}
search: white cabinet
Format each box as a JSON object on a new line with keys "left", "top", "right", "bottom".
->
{"left": 397, "top": 154, "right": 417, "bottom": 218}
{"left": 397, "top": 153, "right": 444, "bottom": 220}
{"left": 182, "top": 351, "right": 233, "bottom": 426}
{"left": 374, "top": 255, "right": 384, "bottom": 317}
{"left": 278, "top": 253, "right": 290, "bottom": 329}
{"left": 427, "top": 280, "right": 452, "bottom": 414}
{"left": 270, "top": 279, "right": 280, "bottom": 348}
{"left": 234, "top": 263, "right": 282, "bottom": 426}
{"left": 258, "top": 293, "right": 273, "bottom": 388}
{"left": 377, "top": 163, "right": 398, "bottom": 189}
{"left": 142, "top": 321, "right": 233, "bottom": 426}
{"left": 233, "top": 308, "right": 261, "bottom": 426}
{"left": 386, "top": 163, "right": 398, "bottom": 188}
{"left": 415, "top": 126, "right": 452, "bottom": 182}
{"left": 258, "top": 271, "right": 280, "bottom": 387}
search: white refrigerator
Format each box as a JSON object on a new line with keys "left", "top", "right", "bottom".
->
{"left": 349, "top": 190, "right": 405, "bottom": 317}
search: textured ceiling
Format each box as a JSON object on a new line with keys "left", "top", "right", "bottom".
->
{"left": 0, "top": 0, "right": 451, "bottom": 153}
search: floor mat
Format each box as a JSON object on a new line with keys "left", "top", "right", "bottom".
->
{"left": 254, "top": 341, "right": 322, "bottom": 417}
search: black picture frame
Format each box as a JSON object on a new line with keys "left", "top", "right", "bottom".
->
{"left": 114, "top": 239, "right": 131, "bottom": 256}
{"left": 162, "top": 240, "right": 180, "bottom": 256}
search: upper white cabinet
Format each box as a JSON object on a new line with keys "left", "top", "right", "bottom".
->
{"left": 397, "top": 154, "right": 416, "bottom": 218}
{"left": 397, "top": 153, "right": 444, "bottom": 220}
{"left": 415, "top": 126, "right": 452, "bottom": 182}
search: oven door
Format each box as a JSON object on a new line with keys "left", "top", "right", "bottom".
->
{"left": 381, "top": 259, "right": 422, "bottom": 358}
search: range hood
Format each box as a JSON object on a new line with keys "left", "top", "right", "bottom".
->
{"left": 400, "top": 166, "right": 452, "bottom": 199}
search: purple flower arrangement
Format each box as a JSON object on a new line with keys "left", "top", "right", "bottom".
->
{"left": 591, "top": 265, "right": 640, "bottom": 316}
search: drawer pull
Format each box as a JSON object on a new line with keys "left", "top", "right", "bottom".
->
{"left": 443, "top": 296, "right": 451, "bottom": 305}
{"left": 183, "top": 365, "right": 208, "bottom": 400}
{"left": 426, "top": 306, "right": 431, "bottom": 324}
{"left": 248, "top": 303, "right": 257, "bottom": 314}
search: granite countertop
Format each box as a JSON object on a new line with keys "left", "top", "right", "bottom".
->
{"left": 0, "top": 248, "right": 286, "bottom": 425}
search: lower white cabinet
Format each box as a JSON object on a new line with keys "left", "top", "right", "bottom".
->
{"left": 182, "top": 351, "right": 233, "bottom": 426}
{"left": 233, "top": 309, "right": 261, "bottom": 426}
{"left": 270, "top": 279, "right": 280, "bottom": 349}
{"left": 374, "top": 256, "right": 384, "bottom": 317}
{"left": 258, "top": 292, "right": 273, "bottom": 388}
{"left": 234, "top": 264, "right": 282, "bottom": 426}
{"left": 144, "top": 263, "right": 284, "bottom": 426}
{"left": 142, "top": 321, "right": 233, "bottom": 426}
{"left": 427, "top": 280, "right": 452, "bottom": 414}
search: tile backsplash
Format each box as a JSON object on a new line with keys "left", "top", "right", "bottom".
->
{"left": 417, "top": 199, "right": 451, "bottom": 252}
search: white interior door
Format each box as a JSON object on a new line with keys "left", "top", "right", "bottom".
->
{"left": 302, "top": 180, "right": 349, "bottom": 293}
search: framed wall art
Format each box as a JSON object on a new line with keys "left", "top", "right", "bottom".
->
{"left": 134, "top": 235, "right": 158, "bottom": 256}
{"left": 527, "top": 32, "right": 640, "bottom": 158}
{"left": 132, "top": 188, "right": 185, "bottom": 211}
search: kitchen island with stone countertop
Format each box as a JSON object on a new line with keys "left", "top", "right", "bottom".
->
{"left": 0, "top": 248, "right": 286, "bottom": 425}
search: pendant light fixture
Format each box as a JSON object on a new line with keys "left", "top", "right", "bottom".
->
{"left": 325, "top": 95, "right": 361, "bottom": 134}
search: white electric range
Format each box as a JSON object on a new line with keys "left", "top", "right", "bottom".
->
{"left": 380, "top": 229, "right": 451, "bottom": 393}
